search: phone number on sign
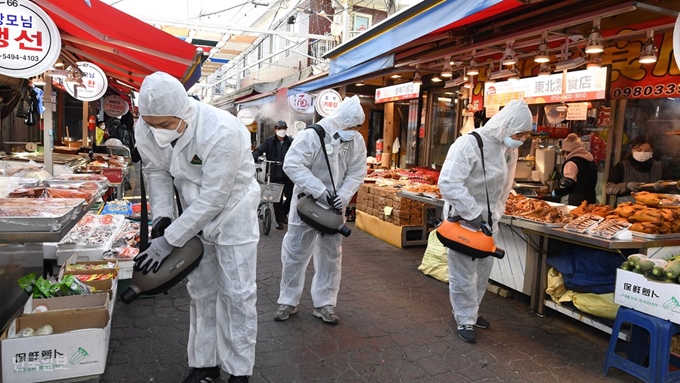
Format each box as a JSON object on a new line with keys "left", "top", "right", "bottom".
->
{"left": 612, "top": 84, "right": 680, "bottom": 99}
{"left": 548, "top": 93, "right": 591, "bottom": 102}
{"left": 1, "top": 54, "right": 40, "bottom": 62}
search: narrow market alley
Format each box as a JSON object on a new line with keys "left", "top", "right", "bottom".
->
{"left": 102, "top": 224, "right": 639, "bottom": 383}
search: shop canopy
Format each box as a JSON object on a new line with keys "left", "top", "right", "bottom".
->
{"left": 290, "top": 0, "right": 522, "bottom": 93}
{"left": 34, "top": 0, "right": 203, "bottom": 91}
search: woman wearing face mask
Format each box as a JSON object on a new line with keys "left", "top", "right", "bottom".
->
{"left": 551, "top": 133, "right": 598, "bottom": 205}
{"left": 606, "top": 135, "right": 675, "bottom": 205}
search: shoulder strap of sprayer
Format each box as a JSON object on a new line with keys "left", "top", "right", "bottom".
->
{"left": 139, "top": 160, "right": 183, "bottom": 252}
{"left": 306, "top": 124, "right": 337, "bottom": 195}
{"left": 470, "top": 131, "right": 493, "bottom": 228}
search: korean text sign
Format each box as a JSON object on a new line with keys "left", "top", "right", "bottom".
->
{"left": 0, "top": 0, "right": 61, "bottom": 78}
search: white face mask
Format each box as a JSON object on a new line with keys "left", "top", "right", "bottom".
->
{"left": 334, "top": 130, "right": 356, "bottom": 142}
{"left": 503, "top": 136, "right": 524, "bottom": 148}
{"left": 152, "top": 119, "right": 183, "bottom": 148}
{"left": 276, "top": 129, "right": 287, "bottom": 138}
{"left": 632, "top": 151, "right": 653, "bottom": 162}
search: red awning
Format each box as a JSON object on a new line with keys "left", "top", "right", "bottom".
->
{"left": 428, "top": 0, "right": 523, "bottom": 35}
{"left": 34, "top": 0, "right": 203, "bottom": 90}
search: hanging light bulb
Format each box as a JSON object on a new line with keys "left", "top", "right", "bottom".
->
{"left": 391, "top": 74, "right": 402, "bottom": 79}
{"left": 466, "top": 51, "right": 479, "bottom": 76}
{"left": 355, "top": 81, "right": 365, "bottom": 86}
{"left": 441, "top": 57, "right": 453, "bottom": 78}
{"left": 502, "top": 43, "right": 516, "bottom": 66}
{"left": 32, "top": 75, "right": 46, "bottom": 86}
{"left": 534, "top": 42, "right": 550, "bottom": 63}
{"left": 639, "top": 30, "right": 657, "bottom": 64}
{"left": 587, "top": 54, "right": 602, "bottom": 70}
{"left": 538, "top": 63, "right": 551, "bottom": 77}
{"left": 508, "top": 67, "right": 520, "bottom": 82}
{"left": 585, "top": 19, "right": 604, "bottom": 54}
{"left": 413, "top": 67, "right": 422, "bottom": 85}
{"left": 431, "top": 75, "right": 442, "bottom": 83}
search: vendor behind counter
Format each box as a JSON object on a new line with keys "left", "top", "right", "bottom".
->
{"left": 606, "top": 135, "right": 677, "bottom": 204}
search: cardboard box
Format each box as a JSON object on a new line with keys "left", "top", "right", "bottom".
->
{"left": 29, "top": 294, "right": 110, "bottom": 314}
{"left": 82, "top": 279, "right": 118, "bottom": 316}
{"left": 1, "top": 308, "right": 111, "bottom": 383}
{"left": 61, "top": 254, "right": 119, "bottom": 278}
{"left": 614, "top": 269, "right": 680, "bottom": 324}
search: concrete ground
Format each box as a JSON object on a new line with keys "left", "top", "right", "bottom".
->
{"left": 101, "top": 222, "right": 640, "bottom": 383}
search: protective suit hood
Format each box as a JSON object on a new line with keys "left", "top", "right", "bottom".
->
{"left": 318, "top": 95, "right": 365, "bottom": 136}
{"left": 476, "top": 99, "right": 532, "bottom": 143}
{"left": 138, "top": 72, "right": 196, "bottom": 123}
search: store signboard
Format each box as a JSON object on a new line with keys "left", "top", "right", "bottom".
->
{"left": 65, "top": 62, "right": 108, "bottom": 102}
{"left": 288, "top": 92, "right": 313, "bottom": 113}
{"left": 102, "top": 95, "right": 129, "bottom": 117}
{"left": 314, "top": 89, "right": 342, "bottom": 117}
{"left": 375, "top": 82, "right": 420, "bottom": 104}
{"left": 484, "top": 67, "right": 608, "bottom": 107}
{"left": 566, "top": 102, "right": 589, "bottom": 120}
{"left": 237, "top": 108, "right": 255, "bottom": 125}
{"left": 0, "top": 0, "right": 61, "bottom": 78}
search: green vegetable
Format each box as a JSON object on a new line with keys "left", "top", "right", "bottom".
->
{"left": 665, "top": 259, "right": 680, "bottom": 280}
{"left": 620, "top": 262, "right": 631, "bottom": 271}
{"left": 628, "top": 255, "right": 642, "bottom": 268}
{"left": 652, "top": 266, "right": 666, "bottom": 280}
{"left": 635, "top": 260, "right": 655, "bottom": 272}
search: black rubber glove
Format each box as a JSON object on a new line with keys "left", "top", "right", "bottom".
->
{"left": 151, "top": 217, "right": 172, "bottom": 239}
{"left": 463, "top": 214, "right": 483, "bottom": 230}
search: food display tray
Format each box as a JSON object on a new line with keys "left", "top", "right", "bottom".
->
{"left": 400, "top": 190, "right": 423, "bottom": 196}
{"left": 422, "top": 192, "right": 441, "bottom": 200}
{"left": 0, "top": 198, "right": 85, "bottom": 232}
{"left": 631, "top": 232, "right": 680, "bottom": 239}
{"left": 513, "top": 216, "right": 568, "bottom": 227}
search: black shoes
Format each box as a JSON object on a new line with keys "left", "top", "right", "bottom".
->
{"left": 276, "top": 223, "right": 284, "bottom": 230}
{"left": 457, "top": 325, "right": 476, "bottom": 343}
{"left": 183, "top": 367, "right": 220, "bottom": 383}
{"left": 474, "top": 316, "right": 490, "bottom": 329}
{"left": 228, "top": 376, "right": 249, "bottom": 383}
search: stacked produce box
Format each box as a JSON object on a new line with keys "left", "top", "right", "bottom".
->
{"left": 356, "top": 184, "right": 424, "bottom": 226}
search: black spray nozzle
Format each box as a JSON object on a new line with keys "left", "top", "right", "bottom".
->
{"left": 492, "top": 248, "right": 506, "bottom": 259}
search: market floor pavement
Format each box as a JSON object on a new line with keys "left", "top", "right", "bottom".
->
{"left": 102, "top": 223, "right": 640, "bottom": 383}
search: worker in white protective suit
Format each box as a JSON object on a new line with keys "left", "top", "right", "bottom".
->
{"left": 133, "top": 72, "right": 259, "bottom": 383}
{"left": 274, "top": 95, "right": 367, "bottom": 325}
{"left": 438, "top": 99, "right": 532, "bottom": 344}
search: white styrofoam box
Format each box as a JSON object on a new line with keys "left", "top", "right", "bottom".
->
{"left": 42, "top": 243, "right": 57, "bottom": 260}
{"left": 115, "top": 259, "right": 135, "bottom": 280}
{"left": 1, "top": 308, "right": 110, "bottom": 383}
{"left": 614, "top": 269, "right": 680, "bottom": 324}
{"left": 56, "top": 247, "right": 108, "bottom": 266}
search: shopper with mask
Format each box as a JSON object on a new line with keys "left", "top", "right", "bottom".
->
{"left": 606, "top": 135, "right": 676, "bottom": 204}
{"left": 438, "top": 99, "right": 532, "bottom": 344}
{"left": 134, "top": 72, "right": 259, "bottom": 383}
{"left": 274, "top": 95, "right": 367, "bottom": 325}
{"left": 252, "top": 120, "right": 294, "bottom": 229}
{"left": 551, "top": 133, "right": 598, "bottom": 205}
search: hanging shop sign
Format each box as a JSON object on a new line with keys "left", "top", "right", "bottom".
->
{"left": 314, "top": 89, "right": 342, "bottom": 117}
{"left": 288, "top": 92, "right": 314, "bottom": 113}
{"left": 375, "top": 82, "right": 421, "bottom": 104}
{"left": 65, "top": 62, "right": 108, "bottom": 102}
{"left": 608, "top": 29, "right": 680, "bottom": 100}
{"left": 484, "top": 67, "right": 609, "bottom": 107}
{"left": 0, "top": 0, "right": 61, "bottom": 78}
{"left": 566, "top": 102, "right": 589, "bottom": 120}
{"left": 237, "top": 108, "right": 255, "bottom": 125}
{"left": 102, "top": 95, "right": 129, "bottom": 118}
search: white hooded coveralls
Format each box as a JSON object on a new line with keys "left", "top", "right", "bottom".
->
{"left": 135, "top": 72, "right": 259, "bottom": 376}
{"left": 438, "top": 99, "right": 532, "bottom": 326}
{"left": 278, "top": 95, "right": 367, "bottom": 308}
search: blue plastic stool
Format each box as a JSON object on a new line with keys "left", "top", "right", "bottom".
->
{"left": 603, "top": 307, "right": 680, "bottom": 382}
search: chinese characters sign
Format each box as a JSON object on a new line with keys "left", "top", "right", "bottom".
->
{"left": 0, "top": 0, "right": 61, "bottom": 78}
{"left": 288, "top": 92, "right": 313, "bottom": 113}
{"left": 65, "top": 62, "right": 108, "bottom": 102}
{"left": 375, "top": 82, "right": 421, "bottom": 104}
{"left": 314, "top": 89, "right": 342, "bottom": 117}
{"left": 484, "top": 67, "right": 608, "bottom": 107}
{"left": 103, "top": 95, "right": 129, "bottom": 118}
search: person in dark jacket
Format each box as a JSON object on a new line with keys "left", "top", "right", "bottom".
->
{"left": 606, "top": 135, "right": 676, "bottom": 204}
{"left": 252, "top": 120, "right": 294, "bottom": 230}
{"left": 552, "top": 133, "right": 598, "bottom": 205}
